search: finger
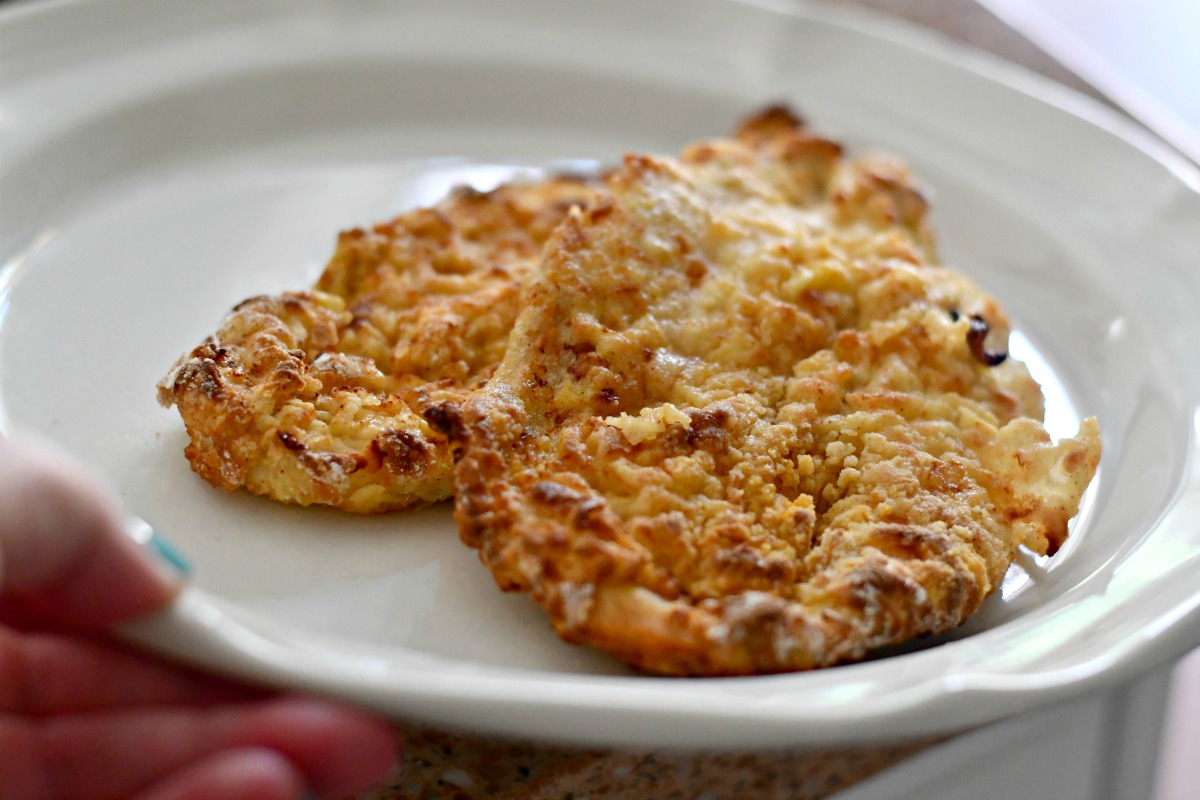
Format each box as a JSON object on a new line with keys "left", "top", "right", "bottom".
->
{"left": 131, "top": 748, "right": 304, "bottom": 800}
{"left": 0, "top": 628, "right": 262, "bottom": 714}
{"left": 0, "top": 437, "right": 179, "bottom": 627}
{"left": 223, "top": 697, "right": 400, "bottom": 798}
{"left": 0, "top": 696, "right": 399, "bottom": 800}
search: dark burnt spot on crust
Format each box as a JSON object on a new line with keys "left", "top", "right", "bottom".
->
{"left": 528, "top": 482, "right": 621, "bottom": 538}
{"left": 344, "top": 313, "right": 374, "bottom": 334}
{"left": 686, "top": 406, "right": 731, "bottom": 450}
{"left": 547, "top": 198, "right": 590, "bottom": 221}
{"left": 276, "top": 433, "right": 365, "bottom": 481}
{"left": 565, "top": 341, "right": 596, "bottom": 357}
{"left": 279, "top": 295, "right": 310, "bottom": 314}
{"left": 422, "top": 403, "right": 464, "bottom": 439}
{"left": 231, "top": 294, "right": 271, "bottom": 313}
{"left": 965, "top": 315, "right": 1008, "bottom": 366}
{"left": 405, "top": 208, "right": 455, "bottom": 242}
{"left": 587, "top": 200, "right": 614, "bottom": 222}
{"left": 571, "top": 496, "right": 610, "bottom": 532}
{"left": 597, "top": 387, "right": 619, "bottom": 407}
{"left": 530, "top": 480, "right": 584, "bottom": 506}
{"left": 734, "top": 103, "right": 806, "bottom": 142}
{"left": 449, "top": 183, "right": 488, "bottom": 201}
{"left": 685, "top": 143, "right": 719, "bottom": 164}
{"left": 201, "top": 344, "right": 232, "bottom": 365}
{"left": 173, "top": 355, "right": 227, "bottom": 401}
{"left": 841, "top": 564, "right": 915, "bottom": 636}
{"left": 927, "top": 459, "right": 972, "bottom": 495}
{"left": 348, "top": 298, "right": 375, "bottom": 317}
{"left": 370, "top": 429, "right": 430, "bottom": 474}
{"left": 715, "top": 542, "right": 797, "bottom": 584}
{"left": 781, "top": 133, "right": 845, "bottom": 164}
{"left": 277, "top": 430, "right": 306, "bottom": 451}
{"left": 867, "top": 524, "right": 953, "bottom": 562}
{"left": 335, "top": 227, "right": 369, "bottom": 246}
{"left": 948, "top": 309, "right": 1008, "bottom": 366}
{"left": 1062, "top": 442, "right": 1090, "bottom": 474}
{"left": 264, "top": 360, "right": 307, "bottom": 393}
{"left": 567, "top": 350, "right": 610, "bottom": 381}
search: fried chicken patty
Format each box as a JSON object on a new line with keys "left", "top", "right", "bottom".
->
{"left": 454, "top": 108, "right": 1101, "bottom": 675}
{"left": 158, "top": 176, "right": 596, "bottom": 512}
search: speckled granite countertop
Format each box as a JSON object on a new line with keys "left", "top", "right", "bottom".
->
{"left": 368, "top": 722, "right": 941, "bottom": 800}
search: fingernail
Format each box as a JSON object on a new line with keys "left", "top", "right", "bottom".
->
{"left": 126, "top": 517, "right": 192, "bottom": 577}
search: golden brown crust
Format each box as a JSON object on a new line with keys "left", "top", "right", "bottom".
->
{"left": 454, "top": 108, "right": 1101, "bottom": 675}
{"left": 158, "top": 177, "right": 596, "bottom": 512}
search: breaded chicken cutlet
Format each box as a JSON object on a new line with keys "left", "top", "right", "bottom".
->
{"left": 158, "top": 175, "right": 597, "bottom": 512}
{"left": 454, "top": 107, "right": 1101, "bottom": 675}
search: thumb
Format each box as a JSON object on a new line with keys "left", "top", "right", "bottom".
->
{"left": 0, "top": 436, "right": 182, "bottom": 628}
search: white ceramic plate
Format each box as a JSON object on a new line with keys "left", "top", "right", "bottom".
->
{"left": 3, "top": 0, "right": 1200, "bottom": 749}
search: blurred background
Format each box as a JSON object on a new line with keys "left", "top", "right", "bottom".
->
{"left": 977, "top": 0, "right": 1200, "bottom": 165}
{"left": 857, "top": 0, "right": 1200, "bottom": 165}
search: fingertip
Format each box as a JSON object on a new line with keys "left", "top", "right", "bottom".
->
{"left": 278, "top": 697, "right": 402, "bottom": 798}
{"left": 132, "top": 748, "right": 305, "bottom": 800}
{"left": 0, "top": 437, "right": 180, "bottom": 627}
{"left": 229, "top": 697, "right": 401, "bottom": 798}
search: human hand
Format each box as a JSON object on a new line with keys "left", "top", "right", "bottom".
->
{"left": 0, "top": 437, "right": 399, "bottom": 800}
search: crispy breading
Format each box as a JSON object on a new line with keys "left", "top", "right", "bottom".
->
{"left": 158, "top": 177, "right": 596, "bottom": 512}
{"left": 454, "top": 108, "right": 1101, "bottom": 675}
